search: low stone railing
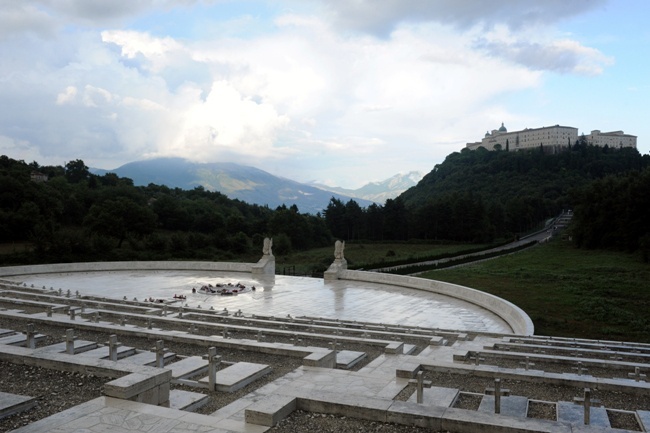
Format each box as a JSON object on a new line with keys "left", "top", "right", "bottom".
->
{"left": 338, "top": 270, "right": 534, "bottom": 336}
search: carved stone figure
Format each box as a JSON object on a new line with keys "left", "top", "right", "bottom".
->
{"left": 263, "top": 237, "right": 273, "bottom": 256}
{"left": 334, "top": 240, "right": 345, "bottom": 260}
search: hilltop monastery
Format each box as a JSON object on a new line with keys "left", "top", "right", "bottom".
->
{"left": 466, "top": 123, "right": 637, "bottom": 152}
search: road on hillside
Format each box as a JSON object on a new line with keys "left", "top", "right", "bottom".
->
{"left": 368, "top": 211, "right": 572, "bottom": 274}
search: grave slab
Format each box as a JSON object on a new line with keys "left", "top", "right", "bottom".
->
{"left": 75, "top": 345, "right": 136, "bottom": 360}
{"left": 478, "top": 394, "right": 528, "bottom": 418}
{"left": 35, "top": 340, "right": 98, "bottom": 354}
{"left": 200, "top": 362, "right": 272, "bottom": 392}
{"left": 336, "top": 350, "right": 367, "bottom": 369}
{"left": 0, "top": 329, "right": 15, "bottom": 337}
{"left": 403, "top": 344, "right": 417, "bottom": 354}
{"left": 0, "top": 391, "right": 37, "bottom": 420}
{"left": 168, "top": 389, "right": 209, "bottom": 412}
{"left": 557, "top": 401, "right": 611, "bottom": 428}
{"left": 407, "top": 386, "right": 458, "bottom": 408}
{"left": 0, "top": 333, "right": 46, "bottom": 346}
{"left": 637, "top": 410, "right": 650, "bottom": 432}
{"left": 168, "top": 356, "right": 208, "bottom": 380}
{"left": 118, "top": 350, "right": 176, "bottom": 367}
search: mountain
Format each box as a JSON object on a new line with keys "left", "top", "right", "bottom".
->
{"left": 309, "top": 171, "right": 423, "bottom": 203}
{"left": 91, "top": 158, "right": 375, "bottom": 214}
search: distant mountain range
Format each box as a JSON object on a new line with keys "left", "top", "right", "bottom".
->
{"left": 308, "top": 171, "right": 422, "bottom": 203}
{"left": 91, "top": 158, "right": 421, "bottom": 214}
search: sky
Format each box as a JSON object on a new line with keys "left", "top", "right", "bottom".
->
{"left": 1, "top": 0, "right": 649, "bottom": 188}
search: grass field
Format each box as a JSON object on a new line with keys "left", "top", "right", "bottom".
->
{"left": 275, "top": 242, "right": 488, "bottom": 275}
{"left": 420, "top": 238, "right": 650, "bottom": 343}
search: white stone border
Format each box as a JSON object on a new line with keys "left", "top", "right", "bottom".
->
{"left": 338, "top": 270, "right": 534, "bottom": 336}
{"left": 0, "top": 261, "right": 534, "bottom": 335}
{"left": 0, "top": 261, "right": 252, "bottom": 277}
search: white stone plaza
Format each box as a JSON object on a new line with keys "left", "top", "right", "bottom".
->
{"left": 3, "top": 270, "right": 511, "bottom": 334}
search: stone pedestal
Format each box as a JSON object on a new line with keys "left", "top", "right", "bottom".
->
{"left": 324, "top": 259, "right": 347, "bottom": 281}
{"left": 252, "top": 254, "right": 275, "bottom": 275}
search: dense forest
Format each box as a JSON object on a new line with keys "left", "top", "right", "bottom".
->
{"left": 324, "top": 141, "right": 650, "bottom": 252}
{"left": 0, "top": 156, "right": 331, "bottom": 263}
{"left": 2, "top": 140, "right": 649, "bottom": 265}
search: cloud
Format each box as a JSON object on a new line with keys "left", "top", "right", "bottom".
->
{"left": 0, "top": 1, "right": 620, "bottom": 187}
{"left": 473, "top": 28, "right": 614, "bottom": 75}
{"left": 322, "top": 0, "right": 607, "bottom": 36}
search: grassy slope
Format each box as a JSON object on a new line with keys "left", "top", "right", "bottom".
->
{"left": 276, "top": 243, "right": 488, "bottom": 275}
{"left": 420, "top": 239, "right": 650, "bottom": 342}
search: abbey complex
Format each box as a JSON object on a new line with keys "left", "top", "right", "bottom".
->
{"left": 466, "top": 123, "right": 637, "bottom": 152}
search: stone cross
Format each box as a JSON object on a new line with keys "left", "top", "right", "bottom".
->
{"left": 189, "top": 323, "right": 196, "bottom": 334}
{"left": 65, "top": 329, "right": 76, "bottom": 355}
{"left": 222, "top": 327, "right": 229, "bottom": 339}
{"left": 178, "top": 307, "right": 183, "bottom": 319}
{"left": 329, "top": 339, "right": 341, "bottom": 364}
{"left": 469, "top": 352, "right": 485, "bottom": 366}
{"left": 108, "top": 335, "right": 121, "bottom": 361}
{"left": 573, "top": 388, "right": 601, "bottom": 425}
{"left": 628, "top": 367, "right": 647, "bottom": 382}
{"left": 163, "top": 305, "right": 168, "bottom": 317}
{"left": 234, "top": 309, "right": 243, "bottom": 317}
{"left": 69, "top": 308, "right": 76, "bottom": 321}
{"left": 519, "top": 356, "right": 535, "bottom": 371}
{"left": 155, "top": 340, "right": 166, "bottom": 368}
{"left": 202, "top": 347, "right": 221, "bottom": 391}
{"left": 75, "top": 290, "right": 80, "bottom": 298}
{"left": 485, "top": 378, "right": 510, "bottom": 414}
{"left": 256, "top": 330, "right": 264, "bottom": 342}
{"left": 25, "top": 323, "right": 36, "bottom": 349}
{"left": 572, "top": 361, "right": 588, "bottom": 376}
{"left": 147, "top": 318, "right": 153, "bottom": 330}
{"left": 120, "top": 316, "right": 126, "bottom": 326}
{"left": 47, "top": 306, "right": 53, "bottom": 317}
{"left": 408, "top": 371, "right": 432, "bottom": 404}
{"left": 94, "top": 311, "right": 100, "bottom": 323}
{"left": 66, "top": 289, "right": 71, "bottom": 298}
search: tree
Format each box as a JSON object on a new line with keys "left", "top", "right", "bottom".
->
{"left": 65, "top": 159, "right": 90, "bottom": 183}
{"left": 84, "top": 197, "right": 157, "bottom": 247}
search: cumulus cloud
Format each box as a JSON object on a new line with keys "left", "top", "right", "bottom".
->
{"left": 0, "top": 0, "right": 620, "bottom": 186}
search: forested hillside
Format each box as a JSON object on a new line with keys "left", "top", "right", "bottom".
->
{"left": 2, "top": 141, "right": 649, "bottom": 266}
{"left": 0, "top": 156, "right": 331, "bottom": 264}
{"left": 399, "top": 143, "right": 649, "bottom": 243}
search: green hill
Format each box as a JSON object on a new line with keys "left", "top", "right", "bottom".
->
{"left": 398, "top": 144, "right": 649, "bottom": 243}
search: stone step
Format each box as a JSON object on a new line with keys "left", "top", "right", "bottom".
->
{"left": 169, "top": 356, "right": 208, "bottom": 380}
{"left": 556, "top": 401, "right": 611, "bottom": 428}
{"left": 169, "top": 389, "right": 210, "bottom": 412}
{"left": 118, "top": 350, "right": 176, "bottom": 367}
{"left": 403, "top": 344, "right": 418, "bottom": 355}
{"left": 407, "top": 386, "right": 458, "bottom": 407}
{"left": 75, "top": 345, "right": 136, "bottom": 360}
{"left": 199, "top": 362, "right": 272, "bottom": 392}
{"left": 336, "top": 350, "right": 367, "bottom": 369}
{"left": 0, "top": 391, "right": 37, "bottom": 420}
{"left": 478, "top": 395, "right": 528, "bottom": 418}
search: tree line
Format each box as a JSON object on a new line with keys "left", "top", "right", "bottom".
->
{"left": 0, "top": 156, "right": 330, "bottom": 263}
{"left": 323, "top": 143, "right": 650, "bottom": 256}
{"left": 2, "top": 141, "right": 649, "bottom": 265}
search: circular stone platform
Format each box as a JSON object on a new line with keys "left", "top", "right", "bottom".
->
{"left": 3, "top": 269, "right": 511, "bottom": 333}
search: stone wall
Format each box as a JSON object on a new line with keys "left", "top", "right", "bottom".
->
{"left": 338, "top": 270, "right": 534, "bottom": 336}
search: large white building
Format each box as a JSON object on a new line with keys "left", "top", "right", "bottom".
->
{"left": 466, "top": 123, "right": 637, "bottom": 152}
{"left": 585, "top": 130, "right": 637, "bottom": 148}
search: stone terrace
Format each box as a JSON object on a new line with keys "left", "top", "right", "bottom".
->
{"left": 0, "top": 276, "right": 649, "bottom": 432}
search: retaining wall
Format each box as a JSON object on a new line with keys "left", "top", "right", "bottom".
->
{"left": 338, "top": 270, "right": 534, "bottom": 336}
